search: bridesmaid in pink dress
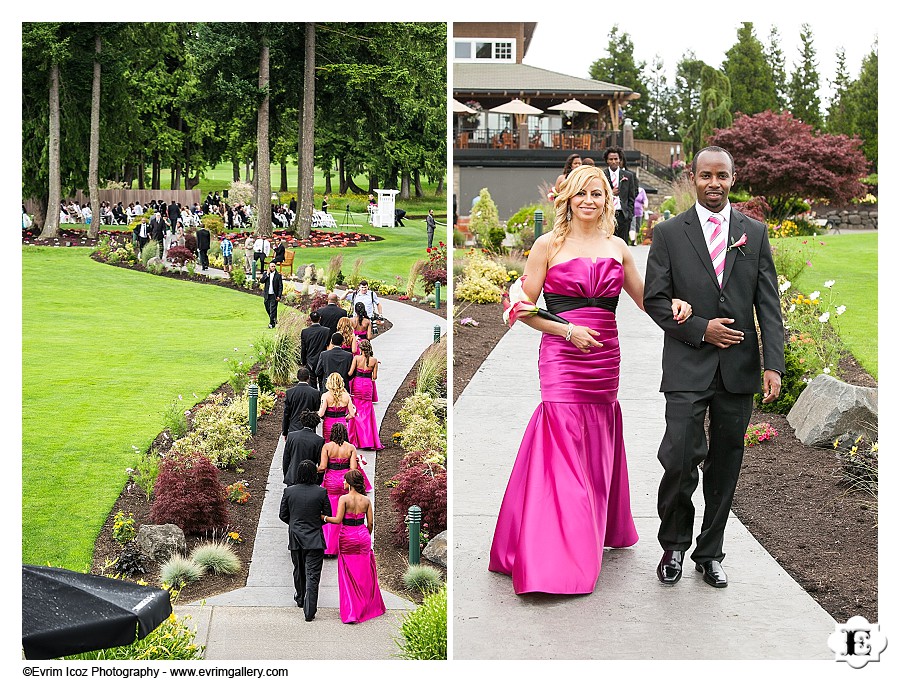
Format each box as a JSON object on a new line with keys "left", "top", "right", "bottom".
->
{"left": 337, "top": 317, "right": 359, "bottom": 356}
{"left": 352, "top": 303, "right": 378, "bottom": 402}
{"left": 323, "top": 469, "right": 386, "bottom": 624}
{"left": 348, "top": 339, "right": 383, "bottom": 450}
{"left": 318, "top": 373, "right": 371, "bottom": 492}
{"left": 488, "top": 164, "right": 693, "bottom": 595}
{"left": 318, "top": 422, "right": 358, "bottom": 556}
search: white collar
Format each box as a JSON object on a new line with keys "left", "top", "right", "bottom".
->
{"left": 695, "top": 201, "right": 731, "bottom": 227}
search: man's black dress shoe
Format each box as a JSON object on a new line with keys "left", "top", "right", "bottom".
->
{"left": 305, "top": 615, "right": 315, "bottom": 622}
{"left": 657, "top": 550, "right": 684, "bottom": 584}
{"left": 696, "top": 560, "right": 728, "bottom": 588}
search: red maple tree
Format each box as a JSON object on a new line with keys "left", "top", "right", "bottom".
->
{"left": 708, "top": 110, "right": 868, "bottom": 218}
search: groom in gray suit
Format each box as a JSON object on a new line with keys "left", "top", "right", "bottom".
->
{"left": 643, "top": 146, "right": 784, "bottom": 589}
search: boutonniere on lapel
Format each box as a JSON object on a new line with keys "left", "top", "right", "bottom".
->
{"left": 726, "top": 232, "right": 748, "bottom": 255}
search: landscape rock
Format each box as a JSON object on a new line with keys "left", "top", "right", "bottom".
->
{"left": 787, "top": 374, "right": 877, "bottom": 446}
{"left": 136, "top": 524, "right": 187, "bottom": 563}
{"left": 423, "top": 530, "right": 448, "bottom": 568}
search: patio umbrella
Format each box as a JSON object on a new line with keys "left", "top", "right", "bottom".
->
{"left": 547, "top": 98, "right": 599, "bottom": 114}
{"left": 488, "top": 98, "right": 543, "bottom": 115}
{"left": 452, "top": 98, "right": 478, "bottom": 114}
{"left": 22, "top": 564, "right": 172, "bottom": 659}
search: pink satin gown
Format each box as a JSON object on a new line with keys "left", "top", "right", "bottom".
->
{"left": 337, "top": 511, "right": 386, "bottom": 624}
{"left": 488, "top": 258, "right": 639, "bottom": 594}
{"left": 321, "top": 457, "right": 351, "bottom": 556}
{"left": 349, "top": 367, "right": 384, "bottom": 450}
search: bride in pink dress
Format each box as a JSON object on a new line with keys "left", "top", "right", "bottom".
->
{"left": 323, "top": 469, "right": 386, "bottom": 624}
{"left": 489, "top": 164, "right": 693, "bottom": 594}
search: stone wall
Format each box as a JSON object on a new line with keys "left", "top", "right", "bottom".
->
{"left": 812, "top": 206, "right": 878, "bottom": 231}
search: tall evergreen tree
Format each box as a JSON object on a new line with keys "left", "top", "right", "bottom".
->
{"left": 589, "top": 25, "right": 651, "bottom": 129}
{"left": 672, "top": 52, "right": 706, "bottom": 146}
{"left": 847, "top": 40, "right": 877, "bottom": 166}
{"left": 766, "top": 26, "right": 788, "bottom": 110}
{"left": 825, "top": 47, "right": 854, "bottom": 136}
{"left": 682, "top": 65, "right": 732, "bottom": 158}
{"left": 644, "top": 54, "right": 676, "bottom": 140}
{"left": 722, "top": 21, "right": 777, "bottom": 115}
{"left": 788, "top": 23, "right": 823, "bottom": 129}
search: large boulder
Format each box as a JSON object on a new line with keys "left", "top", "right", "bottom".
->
{"left": 787, "top": 374, "right": 877, "bottom": 446}
{"left": 136, "top": 524, "right": 187, "bottom": 563}
{"left": 423, "top": 530, "right": 448, "bottom": 568}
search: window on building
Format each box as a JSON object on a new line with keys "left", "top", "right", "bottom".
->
{"left": 454, "top": 38, "right": 516, "bottom": 62}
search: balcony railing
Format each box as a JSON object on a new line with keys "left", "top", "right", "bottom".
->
{"left": 455, "top": 128, "right": 624, "bottom": 152}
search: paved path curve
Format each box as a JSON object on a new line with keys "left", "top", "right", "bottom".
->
{"left": 177, "top": 295, "right": 446, "bottom": 660}
{"left": 452, "top": 246, "right": 837, "bottom": 660}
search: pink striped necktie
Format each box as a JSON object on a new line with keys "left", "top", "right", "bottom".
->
{"left": 707, "top": 214, "right": 726, "bottom": 287}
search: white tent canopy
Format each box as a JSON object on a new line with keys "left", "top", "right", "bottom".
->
{"left": 547, "top": 98, "right": 599, "bottom": 114}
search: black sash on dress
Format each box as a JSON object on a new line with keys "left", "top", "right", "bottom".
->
{"left": 544, "top": 292, "right": 619, "bottom": 314}
{"left": 324, "top": 408, "right": 346, "bottom": 418}
{"left": 342, "top": 517, "right": 365, "bottom": 526}
{"left": 327, "top": 461, "right": 351, "bottom": 470}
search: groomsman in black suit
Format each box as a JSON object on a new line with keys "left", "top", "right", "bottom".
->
{"left": 643, "top": 146, "right": 784, "bottom": 589}
{"left": 317, "top": 293, "right": 349, "bottom": 336}
{"left": 604, "top": 147, "right": 638, "bottom": 244}
{"left": 300, "top": 311, "right": 332, "bottom": 390}
{"left": 283, "top": 411, "right": 326, "bottom": 486}
{"left": 260, "top": 262, "right": 283, "bottom": 328}
{"left": 315, "top": 333, "right": 354, "bottom": 392}
{"left": 149, "top": 211, "right": 166, "bottom": 258}
{"left": 279, "top": 460, "right": 331, "bottom": 620}
{"left": 195, "top": 223, "right": 211, "bottom": 270}
{"left": 282, "top": 368, "right": 324, "bottom": 437}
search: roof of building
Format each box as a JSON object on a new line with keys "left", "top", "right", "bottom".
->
{"left": 454, "top": 62, "right": 637, "bottom": 98}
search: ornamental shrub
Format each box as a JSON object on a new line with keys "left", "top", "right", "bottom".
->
{"left": 170, "top": 399, "right": 251, "bottom": 469}
{"left": 150, "top": 453, "right": 229, "bottom": 534}
{"left": 394, "top": 585, "right": 447, "bottom": 660}
{"left": 63, "top": 611, "right": 204, "bottom": 660}
{"left": 420, "top": 268, "right": 447, "bottom": 294}
{"left": 167, "top": 246, "right": 197, "bottom": 269}
{"left": 469, "top": 187, "right": 501, "bottom": 249}
{"left": 454, "top": 276, "right": 502, "bottom": 303}
{"left": 201, "top": 213, "right": 224, "bottom": 235}
{"left": 230, "top": 267, "right": 247, "bottom": 287}
{"left": 389, "top": 462, "right": 447, "bottom": 547}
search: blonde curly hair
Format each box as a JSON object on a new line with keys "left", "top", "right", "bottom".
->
{"left": 549, "top": 164, "right": 616, "bottom": 261}
{"left": 336, "top": 317, "right": 355, "bottom": 348}
{"left": 326, "top": 372, "right": 346, "bottom": 402}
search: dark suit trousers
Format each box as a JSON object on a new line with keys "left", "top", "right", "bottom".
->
{"left": 656, "top": 369, "right": 753, "bottom": 564}
{"left": 291, "top": 548, "right": 325, "bottom": 620}
{"left": 264, "top": 297, "right": 278, "bottom": 326}
{"left": 614, "top": 210, "right": 631, "bottom": 243}
{"left": 199, "top": 249, "right": 209, "bottom": 269}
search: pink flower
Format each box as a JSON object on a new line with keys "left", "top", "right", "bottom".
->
{"left": 727, "top": 232, "right": 748, "bottom": 252}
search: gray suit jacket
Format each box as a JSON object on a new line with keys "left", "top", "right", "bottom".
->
{"left": 643, "top": 206, "right": 784, "bottom": 394}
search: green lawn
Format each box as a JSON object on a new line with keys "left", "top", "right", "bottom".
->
{"left": 22, "top": 248, "right": 270, "bottom": 569}
{"left": 784, "top": 232, "right": 878, "bottom": 378}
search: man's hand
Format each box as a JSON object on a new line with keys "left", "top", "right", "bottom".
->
{"left": 704, "top": 318, "right": 744, "bottom": 348}
{"left": 761, "top": 370, "right": 782, "bottom": 404}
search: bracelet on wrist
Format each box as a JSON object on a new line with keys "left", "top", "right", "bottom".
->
{"left": 564, "top": 323, "right": 574, "bottom": 342}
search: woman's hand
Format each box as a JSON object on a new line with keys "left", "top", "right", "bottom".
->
{"left": 567, "top": 325, "right": 603, "bottom": 353}
{"left": 671, "top": 299, "right": 692, "bottom": 325}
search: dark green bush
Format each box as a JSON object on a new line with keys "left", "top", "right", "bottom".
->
{"left": 755, "top": 346, "right": 806, "bottom": 414}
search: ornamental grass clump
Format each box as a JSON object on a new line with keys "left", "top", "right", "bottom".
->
{"left": 394, "top": 585, "right": 447, "bottom": 660}
{"left": 190, "top": 541, "right": 242, "bottom": 576}
{"left": 162, "top": 400, "right": 189, "bottom": 439}
{"left": 270, "top": 309, "right": 306, "bottom": 385}
{"left": 414, "top": 337, "right": 447, "bottom": 399}
{"left": 402, "top": 564, "right": 443, "bottom": 593}
{"left": 159, "top": 555, "right": 205, "bottom": 588}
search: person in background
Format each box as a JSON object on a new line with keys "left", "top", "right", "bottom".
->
{"left": 220, "top": 234, "right": 234, "bottom": 274}
{"left": 554, "top": 153, "right": 582, "bottom": 193}
{"left": 633, "top": 185, "right": 649, "bottom": 244}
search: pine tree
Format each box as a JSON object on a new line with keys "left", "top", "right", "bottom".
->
{"left": 589, "top": 25, "right": 651, "bottom": 130}
{"left": 825, "top": 47, "right": 854, "bottom": 136}
{"left": 788, "top": 23, "right": 823, "bottom": 129}
{"left": 682, "top": 65, "right": 732, "bottom": 159}
{"left": 766, "top": 26, "right": 788, "bottom": 110}
{"left": 673, "top": 52, "right": 706, "bottom": 150}
{"left": 847, "top": 41, "right": 878, "bottom": 165}
{"left": 722, "top": 22, "right": 777, "bottom": 115}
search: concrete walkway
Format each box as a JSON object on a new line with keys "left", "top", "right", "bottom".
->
{"left": 453, "top": 246, "right": 837, "bottom": 660}
{"left": 176, "top": 296, "right": 447, "bottom": 660}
